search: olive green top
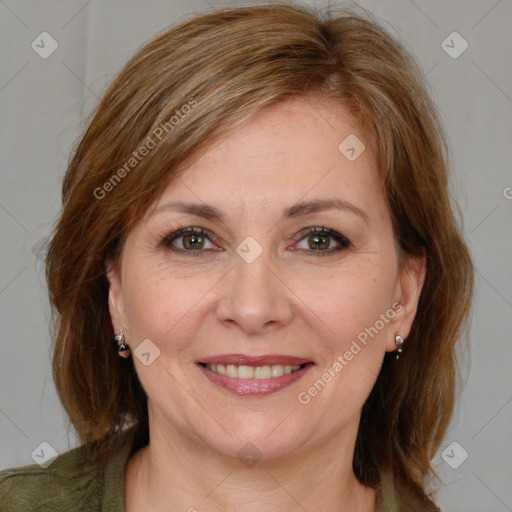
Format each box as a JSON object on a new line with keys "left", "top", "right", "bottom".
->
{"left": 0, "top": 428, "right": 436, "bottom": 511}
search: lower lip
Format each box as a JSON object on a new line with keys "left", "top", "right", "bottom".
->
{"left": 197, "top": 363, "right": 314, "bottom": 396}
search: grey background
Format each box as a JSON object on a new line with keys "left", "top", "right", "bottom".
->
{"left": 1, "top": 0, "right": 511, "bottom": 510}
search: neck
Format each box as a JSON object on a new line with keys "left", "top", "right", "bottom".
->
{"left": 125, "top": 414, "right": 376, "bottom": 511}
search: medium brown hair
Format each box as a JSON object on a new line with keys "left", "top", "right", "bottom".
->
{"left": 46, "top": 2, "right": 473, "bottom": 506}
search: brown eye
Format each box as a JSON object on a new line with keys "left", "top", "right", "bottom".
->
{"left": 307, "top": 233, "right": 331, "bottom": 251}
{"left": 181, "top": 233, "right": 205, "bottom": 250}
{"left": 162, "top": 227, "right": 218, "bottom": 254}
{"left": 293, "top": 227, "right": 351, "bottom": 256}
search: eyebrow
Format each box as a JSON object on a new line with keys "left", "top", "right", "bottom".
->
{"left": 148, "top": 198, "right": 369, "bottom": 225}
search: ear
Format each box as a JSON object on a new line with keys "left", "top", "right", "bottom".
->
{"left": 105, "top": 256, "right": 126, "bottom": 334}
{"left": 386, "top": 249, "right": 427, "bottom": 352}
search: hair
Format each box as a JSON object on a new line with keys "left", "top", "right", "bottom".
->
{"left": 46, "top": 1, "right": 473, "bottom": 508}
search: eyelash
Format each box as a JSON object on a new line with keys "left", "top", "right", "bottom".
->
{"left": 161, "top": 225, "right": 351, "bottom": 257}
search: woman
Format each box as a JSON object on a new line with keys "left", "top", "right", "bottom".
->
{"left": 0, "top": 3, "right": 473, "bottom": 511}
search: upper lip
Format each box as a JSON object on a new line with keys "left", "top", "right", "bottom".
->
{"left": 197, "top": 354, "right": 313, "bottom": 366}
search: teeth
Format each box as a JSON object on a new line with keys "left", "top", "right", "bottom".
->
{"left": 238, "top": 365, "right": 254, "bottom": 378}
{"left": 205, "top": 363, "right": 302, "bottom": 378}
{"left": 271, "top": 364, "right": 284, "bottom": 377}
{"left": 226, "top": 364, "right": 238, "bottom": 378}
{"left": 254, "top": 366, "right": 271, "bottom": 379}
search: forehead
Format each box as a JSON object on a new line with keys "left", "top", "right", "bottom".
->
{"left": 148, "top": 96, "right": 385, "bottom": 222}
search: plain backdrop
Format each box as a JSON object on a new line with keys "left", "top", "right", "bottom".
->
{"left": 1, "top": 1, "right": 511, "bottom": 511}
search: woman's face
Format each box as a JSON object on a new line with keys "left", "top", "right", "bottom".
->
{"left": 107, "top": 97, "right": 424, "bottom": 462}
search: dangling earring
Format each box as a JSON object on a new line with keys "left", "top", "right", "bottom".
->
{"left": 395, "top": 335, "right": 404, "bottom": 360}
{"left": 114, "top": 329, "right": 131, "bottom": 358}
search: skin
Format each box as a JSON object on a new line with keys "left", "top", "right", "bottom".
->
{"left": 106, "top": 96, "right": 426, "bottom": 511}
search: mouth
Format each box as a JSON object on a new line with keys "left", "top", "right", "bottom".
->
{"left": 200, "top": 362, "right": 307, "bottom": 378}
{"left": 195, "top": 354, "right": 314, "bottom": 396}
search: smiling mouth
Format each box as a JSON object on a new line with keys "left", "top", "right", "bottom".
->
{"left": 199, "top": 362, "right": 309, "bottom": 379}
{"left": 196, "top": 361, "right": 314, "bottom": 396}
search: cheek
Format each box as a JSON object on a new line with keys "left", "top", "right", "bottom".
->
{"left": 308, "top": 274, "right": 396, "bottom": 385}
{"left": 292, "top": 264, "right": 397, "bottom": 429}
{"left": 121, "top": 259, "right": 217, "bottom": 352}
{"left": 304, "top": 262, "right": 396, "bottom": 352}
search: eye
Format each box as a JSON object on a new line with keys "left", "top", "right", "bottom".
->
{"left": 162, "top": 227, "right": 220, "bottom": 255}
{"left": 161, "top": 225, "right": 351, "bottom": 257}
{"left": 291, "top": 226, "right": 351, "bottom": 256}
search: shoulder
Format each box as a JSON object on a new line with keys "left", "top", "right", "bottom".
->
{"left": 0, "top": 443, "right": 103, "bottom": 511}
{"left": 0, "top": 426, "right": 139, "bottom": 512}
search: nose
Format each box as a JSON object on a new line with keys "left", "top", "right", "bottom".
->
{"left": 216, "top": 248, "right": 294, "bottom": 336}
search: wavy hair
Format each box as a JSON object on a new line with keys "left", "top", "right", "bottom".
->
{"left": 46, "top": 2, "right": 473, "bottom": 506}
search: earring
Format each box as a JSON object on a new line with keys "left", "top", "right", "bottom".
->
{"left": 395, "top": 335, "right": 404, "bottom": 360}
{"left": 114, "top": 329, "right": 131, "bottom": 358}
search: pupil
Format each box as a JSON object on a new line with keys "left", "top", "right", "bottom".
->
{"left": 310, "top": 234, "right": 329, "bottom": 250}
{"left": 184, "top": 234, "right": 204, "bottom": 250}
